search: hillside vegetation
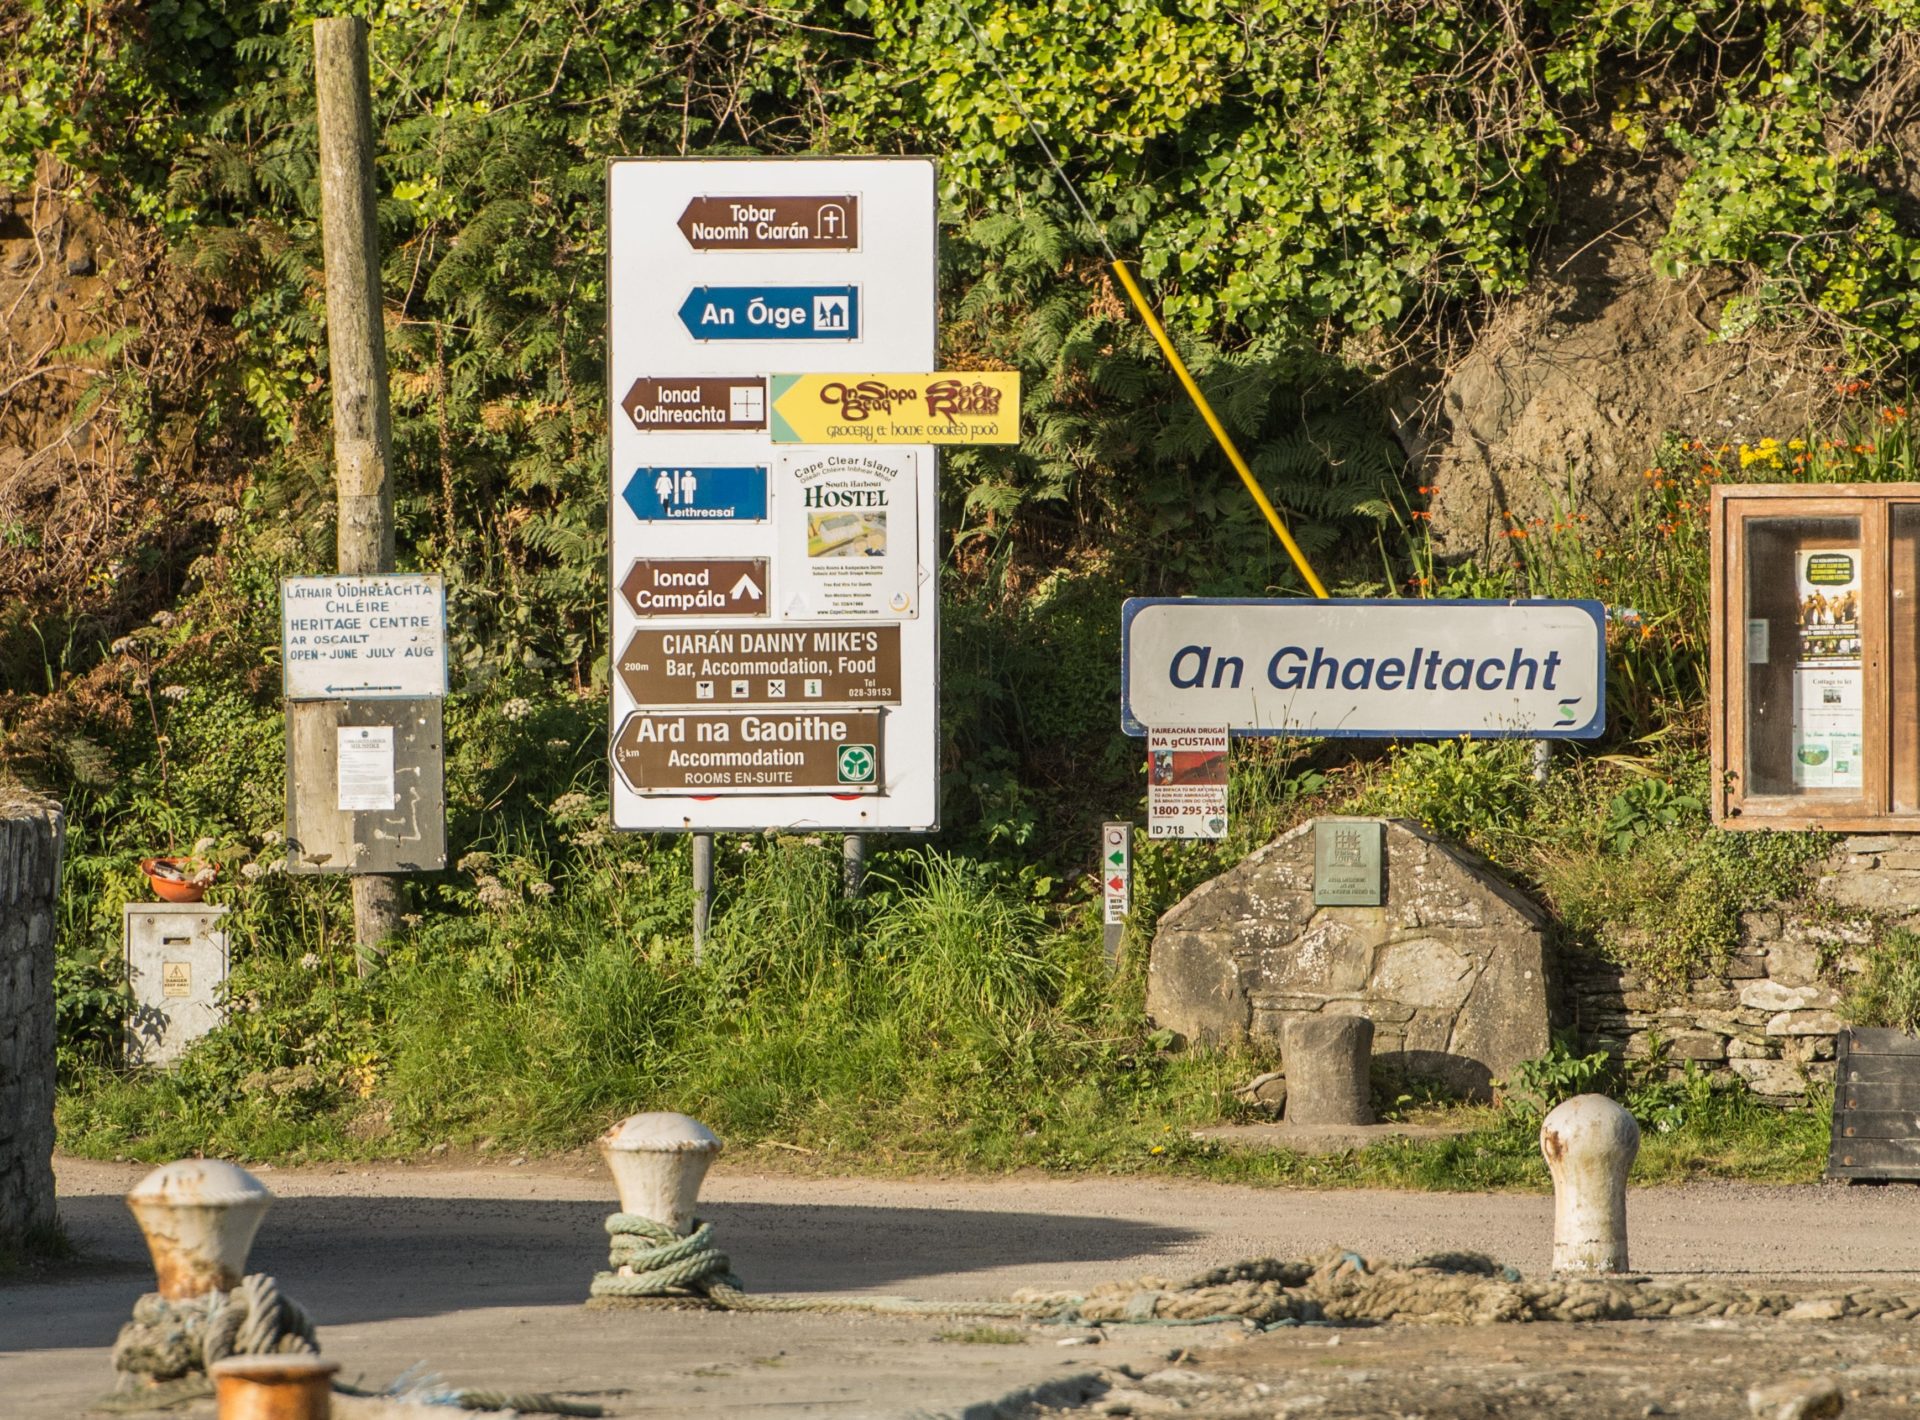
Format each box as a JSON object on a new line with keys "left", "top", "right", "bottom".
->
{"left": 5, "top": 0, "right": 1919, "bottom": 1176}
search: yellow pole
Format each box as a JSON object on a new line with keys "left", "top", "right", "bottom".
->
{"left": 1109, "top": 260, "right": 1329, "bottom": 599}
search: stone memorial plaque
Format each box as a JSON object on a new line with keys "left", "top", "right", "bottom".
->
{"left": 1314, "top": 819, "right": 1384, "bottom": 907}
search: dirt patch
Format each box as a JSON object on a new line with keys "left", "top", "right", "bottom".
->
{"left": 1422, "top": 155, "right": 1832, "bottom": 563}
{"left": 1044, "top": 1317, "right": 1920, "bottom": 1417}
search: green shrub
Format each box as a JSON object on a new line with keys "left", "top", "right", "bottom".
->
{"left": 1841, "top": 929, "right": 1920, "bottom": 1036}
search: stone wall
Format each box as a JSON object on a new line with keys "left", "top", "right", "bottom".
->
{"left": 1561, "top": 911, "right": 1858, "bottom": 1103}
{"left": 1561, "top": 835, "right": 1917, "bottom": 1103}
{"left": 0, "top": 792, "right": 63, "bottom": 1248}
{"left": 1147, "top": 818, "right": 1550, "bottom": 1100}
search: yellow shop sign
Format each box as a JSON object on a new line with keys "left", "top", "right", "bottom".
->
{"left": 769, "top": 372, "right": 1020, "bottom": 445}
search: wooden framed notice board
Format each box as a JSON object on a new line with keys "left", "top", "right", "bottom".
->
{"left": 1712, "top": 483, "right": 1920, "bottom": 830}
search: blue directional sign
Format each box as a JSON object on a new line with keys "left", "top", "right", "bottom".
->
{"left": 623, "top": 466, "right": 768, "bottom": 522}
{"left": 676, "top": 285, "right": 860, "bottom": 342}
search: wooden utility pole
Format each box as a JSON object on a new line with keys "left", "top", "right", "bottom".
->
{"left": 314, "top": 16, "right": 402, "bottom": 969}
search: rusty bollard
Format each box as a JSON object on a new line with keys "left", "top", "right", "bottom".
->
{"left": 1541, "top": 1094, "right": 1639, "bottom": 1274}
{"left": 211, "top": 1355, "right": 338, "bottom": 1420}
{"left": 601, "top": 1111, "right": 722, "bottom": 1234}
{"left": 126, "top": 1159, "right": 274, "bottom": 1299}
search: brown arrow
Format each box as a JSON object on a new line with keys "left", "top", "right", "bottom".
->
{"left": 676, "top": 195, "right": 859, "bottom": 251}
{"left": 618, "top": 558, "right": 770, "bottom": 619}
{"left": 622, "top": 377, "right": 766, "bottom": 432}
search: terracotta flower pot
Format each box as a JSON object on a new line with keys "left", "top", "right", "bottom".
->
{"left": 141, "top": 856, "right": 214, "bottom": 903}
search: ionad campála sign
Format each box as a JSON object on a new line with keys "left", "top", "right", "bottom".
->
{"left": 1121, "top": 598, "right": 1607, "bottom": 739}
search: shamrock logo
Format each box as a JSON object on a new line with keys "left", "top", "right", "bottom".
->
{"left": 836, "top": 744, "right": 876, "bottom": 784}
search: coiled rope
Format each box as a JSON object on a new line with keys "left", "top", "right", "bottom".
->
{"left": 591, "top": 1226, "right": 1920, "bottom": 1330}
{"left": 111, "top": 1273, "right": 319, "bottom": 1387}
{"left": 588, "top": 1214, "right": 1044, "bottom": 1317}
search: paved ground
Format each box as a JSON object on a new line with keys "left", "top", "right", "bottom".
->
{"left": 4, "top": 1158, "right": 1920, "bottom": 1417}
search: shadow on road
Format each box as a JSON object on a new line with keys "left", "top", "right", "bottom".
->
{"left": 1, "top": 1192, "right": 1198, "bottom": 1353}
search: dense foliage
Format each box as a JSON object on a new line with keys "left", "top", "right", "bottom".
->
{"left": 5, "top": 0, "right": 1917, "bottom": 1168}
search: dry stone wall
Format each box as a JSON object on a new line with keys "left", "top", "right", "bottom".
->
{"left": 0, "top": 792, "right": 63, "bottom": 1248}
{"left": 1147, "top": 818, "right": 1550, "bottom": 1100}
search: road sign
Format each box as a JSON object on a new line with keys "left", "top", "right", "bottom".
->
{"left": 616, "top": 624, "right": 902, "bottom": 707}
{"left": 678, "top": 286, "right": 859, "bottom": 342}
{"left": 770, "top": 372, "right": 1020, "bottom": 445}
{"left": 621, "top": 377, "right": 767, "bottom": 432}
{"left": 281, "top": 575, "right": 446, "bottom": 700}
{"left": 612, "top": 709, "right": 884, "bottom": 795}
{"left": 621, "top": 466, "right": 768, "bottom": 522}
{"left": 1121, "top": 598, "right": 1607, "bottom": 738}
{"left": 678, "top": 196, "right": 859, "bottom": 251}
{"left": 1102, "top": 821, "right": 1131, "bottom": 926}
{"left": 609, "top": 156, "right": 938, "bottom": 832}
{"left": 618, "top": 558, "right": 770, "bottom": 619}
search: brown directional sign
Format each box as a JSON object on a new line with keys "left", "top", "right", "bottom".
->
{"left": 617, "top": 625, "right": 901, "bottom": 708}
{"left": 621, "top": 377, "right": 767, "bottom": 432}
{"left": 677, "top": 196, "right": 859, "bottom": 252}
{"left": 618, "top": 559, "right": 769, "bottom": 619}
{"left": 613, "top": 710, "right": 883, "bottom": 795}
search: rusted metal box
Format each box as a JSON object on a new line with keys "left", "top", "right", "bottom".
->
{"left": 1828, "top": 1027, "right": 1920, "bottom": 1180}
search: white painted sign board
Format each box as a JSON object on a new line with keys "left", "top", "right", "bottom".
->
{"left": 608, "top": 157, "right": 939, "bottom": 831}
{"left": 1122, "top": 598, "right": 1607, "bottom": 738}
{"left": 282, "top": 575, "right": 446, "bottom": 700}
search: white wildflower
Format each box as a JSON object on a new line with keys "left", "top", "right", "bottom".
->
{"left": 547, "top": 791, "right": 593, "bottom": 821}
{"left": 261, "top": 828, "right": 283, "bottom": 845}
{"left": 299, "top": 952, "right": 319, "bottom": 970}
{"left": 150, "top": 609, "right": 175, "bottom": 628}
{"left": 240, "top": 862, "right": 262, "bottom": 881}
{"left": 456, "top": 851, "right": 493, "bottom": 874}
{"left": 501, "top": 697, "right": 534, "bottom": 721}
{"left": 192, "top": 837, "right": 216, "bottom": 856}
{"left": 159, "top": 684, "right": 188, "bottom": 703}
{"left": 529, "top": 881, "right": 554, "bottom": 899}
{"left": 267, "top": 858, "right": 287, "bottom": 875}
{"left": 212, "top": 506, "right": 239, "bottom": 527}
{"left": 110, "top": 636, "right": 136, "bottom": 656}
{"left": 476, "top": 876, "right": 515, "bottom": 912}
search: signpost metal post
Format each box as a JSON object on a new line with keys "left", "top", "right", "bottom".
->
{"left": 607, "top": 159, "right": 942, "bottom": 931}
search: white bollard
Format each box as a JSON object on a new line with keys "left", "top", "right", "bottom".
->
{"left": 600, "top": 1112, "right": 722, "bottom": 1236}
{"left": 1540, "top": 1094, "right": 1639, "bottom": 1275}
{"left": 125, "top": 1159, "right": 274, "bottom": 1300}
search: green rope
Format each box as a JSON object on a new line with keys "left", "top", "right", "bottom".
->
{"left": 588, "top": 1214, "right": 1048, "bottom": 1318}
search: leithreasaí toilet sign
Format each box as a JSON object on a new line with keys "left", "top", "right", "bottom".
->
{"left": 1121, "top": 598, "right": 1607, "bottom": 738}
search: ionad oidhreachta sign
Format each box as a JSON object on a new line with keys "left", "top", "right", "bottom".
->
{"left": 1121, "top": 598, "right": 1607, "bottom": 739}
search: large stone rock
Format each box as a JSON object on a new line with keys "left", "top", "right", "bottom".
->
{"left": 1149, "top": 818, "right": 1549, "bottom": 1100}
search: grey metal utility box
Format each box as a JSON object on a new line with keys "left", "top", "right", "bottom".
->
{"left": 124, "top": 902, "right": 229, "bottom": 1066}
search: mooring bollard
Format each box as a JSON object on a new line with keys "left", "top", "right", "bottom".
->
{"left": 211, "top": 1355, "right": 338, "bottom": 1420}
{"left": 125, "top": 1159, "right": 274, "bottom": 1299}
{"left": 1540, "top": 1094, "right": 1639, "bottom": 1274}
{"left": 1282, "top": 1014, "right": 1375, "bottom": 1126}
{"left": 600, "top": 1111, "right": 723, "bottom": 1235}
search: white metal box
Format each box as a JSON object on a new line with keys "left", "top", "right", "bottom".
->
{"left": 124, "top": 902, "right": 229, "bottom": 1066}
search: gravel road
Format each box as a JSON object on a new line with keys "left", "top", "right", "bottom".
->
{"left": 4, "top": 1157, "right": 1918, "bottom": 1417}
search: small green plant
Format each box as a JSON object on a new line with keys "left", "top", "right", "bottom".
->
{"left": 1841, "top": 928, "right": 1920, "bottom": 1036}
{"left": 936, "top": 1326, "right": 1028, "bottom": 1345}
{"left": 1500, "top": 1037, "right": 1615, "bottom": 1125}
{"left": 1602, "top": 777, "right": 1705, "bottom": 853}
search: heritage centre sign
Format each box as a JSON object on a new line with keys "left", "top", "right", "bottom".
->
{"left": 1121, "top": 598, "right": 1607, "bottom": 739}
{"left": 281, "top": 574, "right": 446, "bottom": 700}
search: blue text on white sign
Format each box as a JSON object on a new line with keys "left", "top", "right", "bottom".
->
{"left": 1121, "top": 598, "right": 1606, "bottom": 739}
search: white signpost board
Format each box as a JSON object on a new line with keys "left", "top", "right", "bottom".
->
{"left": 1122, "top": 598, "right": 1607, "bottom": 738}
{"left": 281, "top": 574, "right": 446, "bottom": 700}
{"left": 608, "top": 158, "right": 938, "bottom": 831}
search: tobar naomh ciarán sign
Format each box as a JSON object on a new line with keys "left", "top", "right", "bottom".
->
{"left": 1121, "top": 597, "right": 1606, "bottom": 739}
{"left": 676, "top": 195, "right": 859, "bottom": 251}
